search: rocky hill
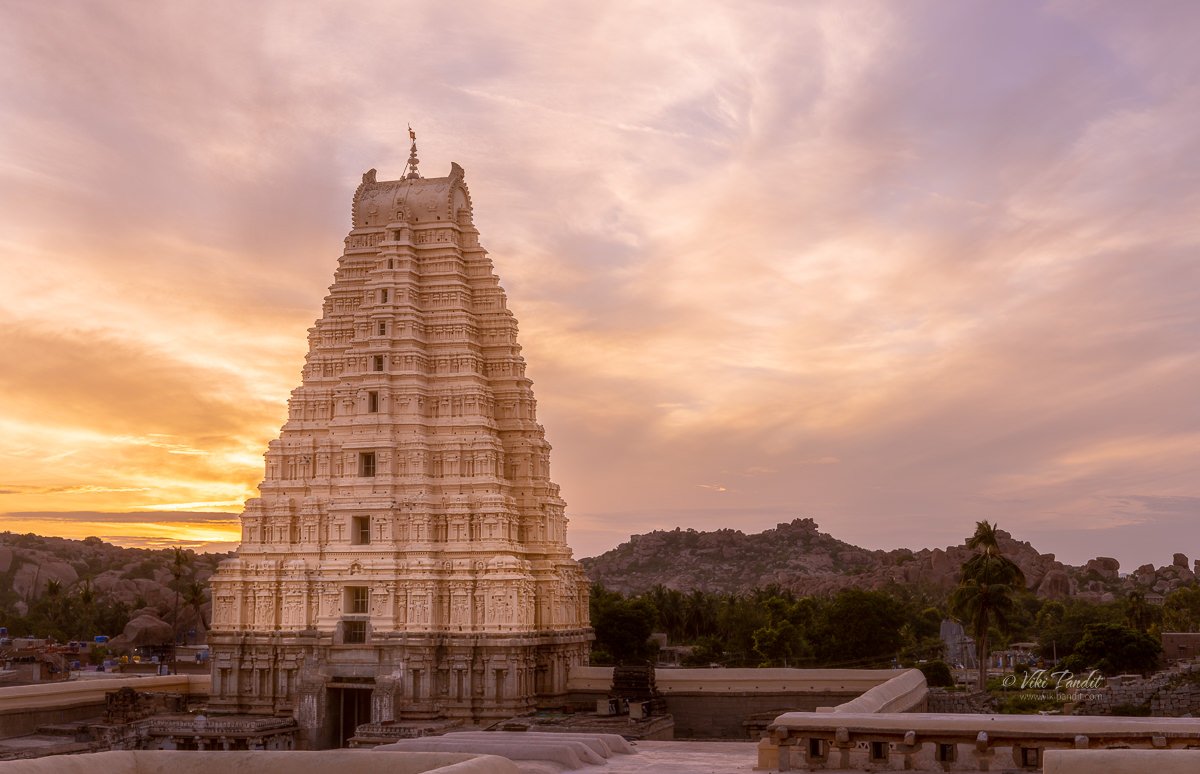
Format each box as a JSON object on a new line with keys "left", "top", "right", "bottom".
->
{"left": 0, "top": 532, "right": 230, "bottom": 645}
{"left": 579, "top": 517, "right": 1199, "bottom": 602}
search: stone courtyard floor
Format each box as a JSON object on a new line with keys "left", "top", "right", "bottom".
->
{"left": 515, "top": 740, "right": 761, "bottom": 774}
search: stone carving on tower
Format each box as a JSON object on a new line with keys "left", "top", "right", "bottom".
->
{"left": 207, "top": 138, "right": 592, "bottom": 747}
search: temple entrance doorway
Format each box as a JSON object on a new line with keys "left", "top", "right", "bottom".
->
{"left": 328, "top": 686, "right": 372, "bottom": 748}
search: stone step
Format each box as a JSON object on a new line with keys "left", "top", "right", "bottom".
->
{"left": 33, "top": 723, "right": 89, "bottom": 738}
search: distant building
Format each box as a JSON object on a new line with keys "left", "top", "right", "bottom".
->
{"left": 208, "top": 141, "right": 592, "bottom": 748}
{"left": 939, "top": 619, "right": 976, "bottom": 669}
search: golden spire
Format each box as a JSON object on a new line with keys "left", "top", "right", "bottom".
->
{"left": 404, "top": 125, "right": 420, "bottom": 179}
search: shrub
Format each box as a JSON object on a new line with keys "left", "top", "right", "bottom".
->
{"left": 918, "top": 660, "right": 954, "bottom": 687}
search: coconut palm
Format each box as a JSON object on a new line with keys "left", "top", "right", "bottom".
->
{"left": 1125, "top": 590, "right": 1156, "bottom": 633}
{"left": 951, "top": 521, "right": 1025, "bottom": 690}
{"left": 169, "top": 546, "right": 190, "bottom": 672}
{"left": 183, "top": 580, "right": 209, "bottom": 634}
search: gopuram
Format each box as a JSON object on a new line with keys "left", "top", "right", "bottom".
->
{"left": 207, "top": 136, "right": 593, "bottom": 748}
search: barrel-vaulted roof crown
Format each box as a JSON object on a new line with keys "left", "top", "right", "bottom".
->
{"left": 352, "top": 162, "right": 473, "bottom": 229}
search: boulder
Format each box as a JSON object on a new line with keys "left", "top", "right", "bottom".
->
{"left": 108, "top": 613, "right": 174, "bottom": 651}
{"left": 1084, "top": 557, "right": 1120, "bottom": 581}
{"left": 11, "top": 559, "right": 78, "bottom": 599}
{"left": 1037, "top": 569, "right": 1071, "bottom": 599}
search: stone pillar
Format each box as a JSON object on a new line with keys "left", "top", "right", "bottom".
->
{"left": 296, "top": 671, "right": 328, "bottom": 751}
{"left": 372, "top": 675, "right": 401, "bottom": 722}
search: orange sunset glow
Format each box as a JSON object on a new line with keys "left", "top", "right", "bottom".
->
{"left": 1, "top": 2, "right": 1198, "bottom": 566}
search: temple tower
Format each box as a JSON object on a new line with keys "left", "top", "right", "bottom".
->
{"left": 207, "top": 148, "right": 592, "bottom": 747}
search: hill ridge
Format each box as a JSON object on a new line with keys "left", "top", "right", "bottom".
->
{"left": 579, "top": 517, "right": 1196, "bottom": 601}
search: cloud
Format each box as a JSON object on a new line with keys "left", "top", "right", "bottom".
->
{"left": 0, "top": 1, "right": 1197, "bottom": 570}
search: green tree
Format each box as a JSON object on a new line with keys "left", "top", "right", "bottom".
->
{"left": 950, "top": 521, "right": 1025, "bottom": 690}
{"left": 1035, "top": 601, "right": 1066, "bottom": 631}
{"left": 681, "top": 636, "right": 726, "bottom": 667}
{"left": 899, "top": 606, "right": 947, "bottom": 664}
{"left": 1163, "top": 586, "right": 1200, "bottom": 632}
{"left": 74, "top": 579, "right": 98, "bottom": 640}
{"left": 593, "top": 599, "right": 656, "bottom": 665}
{"left": 645, "top": 585, "right": 685, "bottom": 642}
{"left": 749, "top": 591, "right": 814, "bottom": 667}
{"left": 715, "top": 595, "right": 769, "bottom": 666}
{"left": 682, "top": 590, "right": 719, "bottom": 641}
{"left": 1071, "top": 622, "right": 1161, "bottom": 675}
{"left": 815, "top": 589, "right": 905, "bottom": 667}
{"left": 589, "top": 584, "right": 656, "bottom": 665}
{"left": 918, "top": 660, "right": 955, "bottom": 687}
{"left": 1033, "top": 598, "right": 1123, "bottom": 664}
{"left": 1125, "top": 590, "right": 1160, "bottom": 634}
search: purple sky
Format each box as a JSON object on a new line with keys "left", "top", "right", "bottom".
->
{"left": 1, "top": 1, "right": 1198, "bottom": 570}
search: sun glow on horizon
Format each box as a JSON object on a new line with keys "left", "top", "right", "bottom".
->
{"left": 0, "top": 514, "right": 242, "bottom": 554}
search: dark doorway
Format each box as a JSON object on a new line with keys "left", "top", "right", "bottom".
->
{"left": 328, "top": 687, "right": 372, "bottom": 748}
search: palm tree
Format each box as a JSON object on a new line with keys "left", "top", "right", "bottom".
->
{"left": 1125, "top": 590, "right": 1155, "bottom": 633}
{"left": 646, "top": 585, "right": 684, "bottom": 642}
{"left": 965, "top": 520, "right": 1002, "bottom": 553}
{"left": 183, "top": 581, "right": 209, "bottom": 635}
{"left": 682, "top": 590, "right": 717, "bottom": 641}
{"left": 75, "top": 579, "right": 98, "bottom": 641}
{"left": 169, "top": 547, "right": 189, "bottom": 673}
{"left": 951, "top": 521, "right": 1025, "bottom": 690}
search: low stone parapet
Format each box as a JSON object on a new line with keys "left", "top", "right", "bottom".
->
{"left": 757, "top": 712, "right": 1200, "bottom": 771}
{"left": 1043, "top": 749, "right": 1200, "bottom": 774}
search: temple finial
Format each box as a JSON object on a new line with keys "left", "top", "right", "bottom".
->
{"left": 404, "top": 125, "right": 421, "bottom": 179}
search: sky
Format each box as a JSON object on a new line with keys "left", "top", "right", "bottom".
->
{"left": 0, "top": 1, "right": 1197, "bottom": 569}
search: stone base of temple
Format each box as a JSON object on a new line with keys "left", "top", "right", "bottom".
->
{"left": 348, "top": 717, "right": 466, "bottom": 747}
{"left": 207, "top": 629, "right": 592, "bottom": 749}
{"left": 494, "top": 709, "right": 676, "bottom": 741}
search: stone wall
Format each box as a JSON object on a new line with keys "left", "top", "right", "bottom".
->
{"left": 0, "top": 676, "right": 208, "bottom": 742}
{"left": 566, "top": 667, "right": 907, "bottom": 739}
{"left": 1074, "top": 662, "right": 1200, "bottom": 716}
{"left": 669, "top": 691, "right": 862, "bottom": 739}
{"left": 926, "top": 667, "right": 1200, "bottom": 718}
{"left": 925, "top": 688, "right": 996, "bottom": 714}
